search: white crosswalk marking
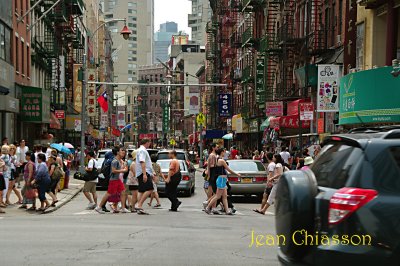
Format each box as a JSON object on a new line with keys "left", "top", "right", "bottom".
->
{"left": 74, "top": 210, "right": 94, "bottom": 215}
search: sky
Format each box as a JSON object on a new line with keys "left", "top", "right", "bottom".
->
{"left": 154, "top": 0, "right": 192, "bottom": 36}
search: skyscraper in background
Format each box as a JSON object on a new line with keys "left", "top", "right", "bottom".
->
{"left": 154, "top": 21, "right": 178, "bottom": 63}
{"left": 188, "top": 0, "right": 211, "bottom": 46}
{"left": 102, "top": 0, "right": 154, "bottom": 141}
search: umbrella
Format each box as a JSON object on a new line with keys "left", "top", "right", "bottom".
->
{"left": 60, "top": 142, "right": 74, "bottom": 149}
{"left": 50, "top": 143, "right": 72, "bottom": 154}
{"left": 222, "top": 133, "right": 233, "bottom": 140}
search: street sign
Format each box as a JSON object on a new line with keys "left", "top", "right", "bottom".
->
{"left": 170, "top": 139, "right": 176, "bottom": 146}
{"left": 55, "top": 110, "right": 65, "bottom": 119}
{"left": 218, "top": 94, "right": 232, "bottom": 117}
{"left": 300, "top": 102, "right": 314, "bottom": 121}
{"left": 256, "top": 58, "right": 266, "bottom": 103}
{"left": 196, "top": 113, "right": 206, "bottom": 126}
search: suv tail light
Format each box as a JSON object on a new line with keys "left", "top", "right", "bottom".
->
{"left": 329, "top": 187, "right": 377, "bottom": 225}
{"left": 228, "top": 176, "right": 240, "bottom": 182}
{"left": 182, "top": 175, "right": 190, "bottom": 181}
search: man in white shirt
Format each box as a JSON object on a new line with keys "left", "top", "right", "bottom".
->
{"left": 254, "top": 152, "right": 275, "bottom": 213}
{"left": 280, "top": 146, "right": 291, "bottom": 165}
{"left": 135, "top": 138, "right": 155, "bottom": 214}
{"left": 83, "top": 151, "right": 98, "bottom": 210}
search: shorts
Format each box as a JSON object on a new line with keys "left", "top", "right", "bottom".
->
{"left": 9, "top": 169, "right": 16, "bottom": 181}
{"left": 152, "top": 182, "right": 158, "bottom": 192}
{"left": 129, "top": 185, "right": 139, "bottom": 191}
{"left": 107, "top": 179, "right": 125, "bottom": 195}
{"left": 0, "top": 174, "right": 5, "bottom": 190}
{"left": 216, "top": 176, "right": 228, "bottom": 189}
{"left": 209, "top": 175, "right": 217, "bottom": 193}
{"left": 124, "top": 184, "right": 132, "bottom": 195}
{"left": 203, "top": 180, "right": 209, "bottom": 189}
{"left": 38, "top": 180, "right": 50, "bottom": 202}
{"left": 48, "top": 178, "right": 60, "bottom": 194}
{"left": 83, "top": 181, "right": 96, "bottom": 194}
{"left": 137, "top": 173, "right": 154, "bottom": 193}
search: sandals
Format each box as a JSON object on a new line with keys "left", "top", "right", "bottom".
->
{"left": 15, "top": 201, "right": 23, "bottom": 205}
{"left": 0, "top": 203, "right": 7, "bottom": 208}
{"left": 19, "top": 205, "right": 28, "bottom": 209}
{"left": 50, "top": 200, "right": 59, "bottom": 207}
{"left": 27, "top": 207, "right": 36, "bottom": 211}
{"left": 253, "top": 209, "right": 265, "bottom": 215}
{"left": 136, "top": 208, "right": 149, "bottom": 215}
{"left": 153, "top": 204, "right": 161, "bottom": 208}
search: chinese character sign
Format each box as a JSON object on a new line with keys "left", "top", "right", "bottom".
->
{"left": 162, "top": 105, "right": 169, "bottom": 133}
{"left": 256, "top": 58, "right": 266, "bottom": 104}
{"left": 87, "top": 69, "right": 97, "bottom": 117}
{"left": 317, "top": 65, "right": 340, "bottom": 112}
{"left": 218, "top": 94, "right": 232, "bottom": 117}
{"left": 20, "top": 86, "right": 50, "bottom": 123}
{"left": 73, "top": 64, "right": 83, "bottom": 113}
{"left": 189, "top": 87, "right": 200, "bottom": 115}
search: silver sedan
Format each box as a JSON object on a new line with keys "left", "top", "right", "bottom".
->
{"left": 226, "top": 160, "right": 268, "bottom": 196}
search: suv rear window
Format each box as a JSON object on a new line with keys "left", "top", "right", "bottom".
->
{"left": 311, "top": 143, "right": 363, "bottom": 188}
{"left": 157, "top": 152, "right": 186, "bottom": 160}
{"left": 371, "top": 147, "right": 400, "bottom": 194}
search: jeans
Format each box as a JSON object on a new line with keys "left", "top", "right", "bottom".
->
{"left": 165, "top": 172, "right": 181, "bottom": 210}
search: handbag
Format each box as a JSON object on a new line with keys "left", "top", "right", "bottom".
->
{"left": 25, "top": 188, "right": 38, "bottom": 200}
{"left": 83, "top": 168, "right": 99, "bottom": 181}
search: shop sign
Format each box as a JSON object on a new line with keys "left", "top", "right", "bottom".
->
{"left": 55, "top": 110, "right": 65, "bottom": 119}
{"left": 280, "top": 116, "right": 310, "bottom": 129}
{"left": 218, "top": 93, "right": 232, "bottom": 117}
{"left": 340, "top": 66, "right": 400, "bottom": 124}
{"left": 255, "top": 58, "right": 265, "bottom": 103}
{"left": 163, "top": 105, "right": 170, "bottom": 132}
{"left": 249, "top": 119, "right": 259, "bottom": 133}
{"left": 266, "top": 102, "right": 283, "bottom": 116}
{"left": 20, "top": 86, "right": 50, "bottom": 123}
{"left": 87, "top": 69, "right": 97, "bottom": 117}
{"left": 317, "top": 64, "right": 340, "bottom": 112}
{"left": 73, "top": 64, "right": 83, "bottom": 113}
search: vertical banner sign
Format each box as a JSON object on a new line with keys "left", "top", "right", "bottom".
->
{"left": 189, "top": 87, "right": 200, "bottom": 115}
{"left": 265, "top": 102, "right": 283, "bottom": 116}
{"left": 73, "top": 64, "right": 83, "bottom": 113}
{"left": 87, "top": 69, "right": 96, "bottom": 117}
{"left": 317, "top": 65, "right": 340, "bottom": 112}
{"left": 162, "top": 105, "right": 169, "bottom": 132}
{"left": 300, "top": 102, "right": 314, "bottom": 120}
{"left": 256, "top": 58, "right": 265, "bottom": 104}
{"left": 218, "top": 93, "right": 232, "bottom": 117}
{"left": 157, "top": 121, "right": 162, "bottom": 132}
{"left": 100, "top": 114, "right": 108, "bottom": 131}
{"left": 117, "top": 110, "right": 126, "bottom": 127}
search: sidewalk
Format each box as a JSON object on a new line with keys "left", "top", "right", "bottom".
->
{"left": 2, "top": 176, "right": 84, "bottom": 215}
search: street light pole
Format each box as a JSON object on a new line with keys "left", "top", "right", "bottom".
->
{"left": 79, "top": 18, "right": 131, "bottom": 173}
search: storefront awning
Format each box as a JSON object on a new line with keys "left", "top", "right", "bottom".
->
{"left": 204, "top": 130, "right": 227, "bottom": 139}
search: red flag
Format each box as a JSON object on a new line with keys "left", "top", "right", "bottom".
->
{"left": 97, "top": 92, "right": 108, "bottom": 112}
{"left": 112, "top": 127, "right": 121, "bottom": 137}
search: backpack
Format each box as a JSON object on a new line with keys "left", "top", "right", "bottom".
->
{"left": 52, "top": 163, "right": 64, "bottom": 180}
{"left": 101, "top": 159, "right": 112, "bottom": 178}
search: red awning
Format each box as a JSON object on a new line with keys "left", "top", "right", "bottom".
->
{"left": 279, "top": 115, "right": 311, "bottom": 129}
{"left": 287, "top": 99, "right": 310, "bottom": 116}
{"left": 50, "top": 113, "right": 61, "bottom": 129}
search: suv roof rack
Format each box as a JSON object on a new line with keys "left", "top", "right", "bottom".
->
{"left": 348, "top": 125, "right": 400, "bottom": 134}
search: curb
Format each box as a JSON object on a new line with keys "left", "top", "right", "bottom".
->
{"left": 43, "top": 184, "right": 83, "bottom": 214}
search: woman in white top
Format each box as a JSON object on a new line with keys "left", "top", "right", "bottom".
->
{"left": 6, "top": 145, "right": 23, "bottom": 204}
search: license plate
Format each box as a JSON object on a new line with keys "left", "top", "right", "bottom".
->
{"left": 242, "top": 178, "right": 252, "bottom": 183}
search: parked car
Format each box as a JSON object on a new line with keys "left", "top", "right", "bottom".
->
{"left": 157, "top": 149, "right": 196, "bottom": 172}
{"left": 275, "top": 126, "right": 400, "bottom": 266}
{"left": 225, "top": 160, "right": 268, "bottom": 197}
{"left": 126, "top": 148, "right": 158, "bottom": 159}
{"left": 156, "top": 159, "right": 196, "bottom": 197}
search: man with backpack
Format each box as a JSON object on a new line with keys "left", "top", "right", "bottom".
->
{"left": 99, "top": 150, "right": 115, "bottom": 212}
{"left": 83, "top": 151, "right": 98, "bottom": 210}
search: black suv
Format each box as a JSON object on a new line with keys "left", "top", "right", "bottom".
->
{"left": 275, "top": 126, "right": 400, "bottom": 266}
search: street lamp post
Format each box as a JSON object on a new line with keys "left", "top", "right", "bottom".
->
{"left": 79, "top": 18, "right": 131, "bottom": 173}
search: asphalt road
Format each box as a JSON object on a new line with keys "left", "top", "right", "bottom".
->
{"left": 0, "top": 171, "right": 280, "bottom": 266}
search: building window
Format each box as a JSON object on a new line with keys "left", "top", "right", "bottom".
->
{"left": 21, "top": 40, "right": 24, "bottom": 75}
{"left": 127, "top": 114, "right": 131, "bottom": 123}
{"left": 127, "top": 96, "right": 131, "bottom": 104}
{"left": 20, "top": 0, "right": 23, "bottom": 16}
{"left": 338, "top": 0, "right": 343, "bottom": 35}
{"left": 25, "top": 0, "right": 29, "bottom": 23}
{"left": 150, "top": 100, "right": 153, "bottom": 107}
{"left": 150, "top": 87, "right": 153, "bottom": 95}
{"left": 128, "top": 2, "right": 137, "bottom": 8}
{"left": 154, "top": 87, "right": 157, "bottom": 94}
{"left": 0, "top": 23, "right": 11, "bottom": 63}
{"left": 26, "top": 45, "right": 29, "bottom": 77}
{"left": 155, "top": 100, "right": 158, "bottom": 107}
{"left": 356, "top": 22, "right": 365, "bottom": 70}
{"left": 15, "top": 36, "right": 19, "bottom": 72}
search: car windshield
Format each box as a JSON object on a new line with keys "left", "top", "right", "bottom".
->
{"left": 156, "top": 160, "right": 187, "bottom": 172}
{"left": 311, "top": 143, "right": 363, "bottom": 188}
{"left": 97, "top": 151, "right": 109, "bottom": 158}
{"left": 158, "top": 152, "right": 186, "bottom": 160}
{"left": 227, "top": 161, "right": 266, "bottom": 172}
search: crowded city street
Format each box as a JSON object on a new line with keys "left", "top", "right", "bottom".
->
{"left": 1, "top": 0, "right": 400, "bottom": 265}
{"left": 0, "top": 167, "right": 279, "bottom": 266}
